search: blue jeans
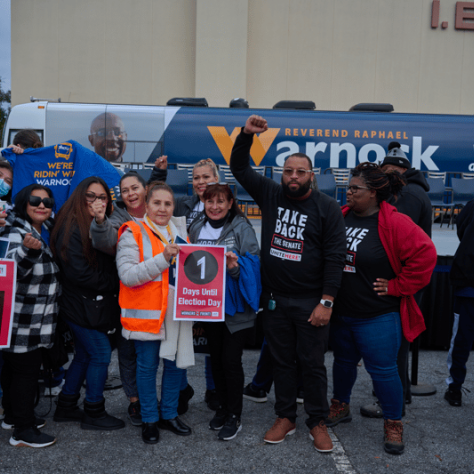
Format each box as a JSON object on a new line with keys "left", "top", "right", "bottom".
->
{"left": 134, "top": 340, "right": 187, "bottom": 423}
{"left": 62, "top": 320, "right": 112, "bottom": 403}
{"left": 330, "top": 312, "right": 403, "bottom": 420}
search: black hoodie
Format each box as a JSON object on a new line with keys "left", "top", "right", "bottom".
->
{"left": 387, "top": 168, "right": 432, "bottom": 237}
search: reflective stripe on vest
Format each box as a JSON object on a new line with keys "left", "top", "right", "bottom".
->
{"left": 118, "top": 220, "right": 169, "bottom": 334}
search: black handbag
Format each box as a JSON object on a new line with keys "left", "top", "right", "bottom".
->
{"left": 81, "top": 293, "right": 120, "bottom": 333}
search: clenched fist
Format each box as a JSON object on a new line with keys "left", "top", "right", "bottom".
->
{"left": 243, "top": 115, "right": 268, "bottom": 135}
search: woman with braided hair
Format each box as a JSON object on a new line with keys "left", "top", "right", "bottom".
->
{"left": 324, "top": 162, "right": 437, "bottom": 455}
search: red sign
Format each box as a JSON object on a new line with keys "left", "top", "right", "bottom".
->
{"left": 0, "top": 260, "right": 17, "bottom": 348}
{"left": 174, "top": 245, "right": 226, "bottom": 322}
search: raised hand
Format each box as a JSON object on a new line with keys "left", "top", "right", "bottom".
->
{"left": 154, "top": 155, "right": 168, "bottom": 170}
{"left": 91, "top": 199, "right": 107, "bottom": 225}
{"left": 243, "top": 115, "right": 268, "bottom": 135}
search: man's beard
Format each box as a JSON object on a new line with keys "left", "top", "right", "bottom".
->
{"left": 281, "top": 179, "right": 312, "bottom": 198}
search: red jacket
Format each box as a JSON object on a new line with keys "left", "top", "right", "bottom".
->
{"left": 341, "top": 201, "right": 437, "bottom": 342}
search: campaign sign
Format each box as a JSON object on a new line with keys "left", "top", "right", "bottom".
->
{"left": 174, "top": 245, "right": 226, "bottom": 322}
{"left": 0, "top": 260, "right": 17, "bottom": 348}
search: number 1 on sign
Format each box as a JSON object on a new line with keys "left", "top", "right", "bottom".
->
{"left": 197, "top": 256, "right": 206, "bottom": 280}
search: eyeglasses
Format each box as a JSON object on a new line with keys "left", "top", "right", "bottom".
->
{"left": 282, "top": 168, "right": 312, "bottom": 178}
{"left": 347, "top": 185, "right": 370, "bottom": 194}
{"left": 28, "top": 196, "right": 55, "bottom": 209}
{"left": 92, "top": 127, "right": 124, "bottom": 138}
{"left": 85, "top": 192, "right": 108, "bottom": 203}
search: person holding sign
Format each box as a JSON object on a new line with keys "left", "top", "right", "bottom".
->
{"left": 50, "top": 177, "right": 125, "bottom": 432}
{"left": 116, "top": 181, "right": 194, "bottom": 445}
{"left": 188, "top": 183, "right": 260, "bottom": 441}
{"left": 0, "top": 184, "right": 59, "bottom": 448}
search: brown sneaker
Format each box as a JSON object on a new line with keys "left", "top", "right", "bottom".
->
{"left": 309, "top": 420, "right": 334, "bottom": 452}
{"left": 264, "top": 418, "right": 296, "bottom": 444}
{"left": 383, "top": 419, "right": 404, "bottom": 455}
{"left": 325, "top": 398, "right": 352, "bottom": 427}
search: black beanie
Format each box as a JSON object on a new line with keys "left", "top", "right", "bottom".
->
{"left": 380, "top": 142, "right": 411, "bottom": 169}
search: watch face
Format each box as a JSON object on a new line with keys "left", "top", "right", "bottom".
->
{"left": 322, "top": 300, "right": 333, "bottom": 308}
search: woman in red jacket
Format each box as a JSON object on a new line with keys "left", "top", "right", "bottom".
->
{"left": 325, "top": 162, "right": 437, "bottom": 455}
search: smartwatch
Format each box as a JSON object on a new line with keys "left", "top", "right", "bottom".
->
{"left": 320, "top": 299, "right": 334, "bottom": 308}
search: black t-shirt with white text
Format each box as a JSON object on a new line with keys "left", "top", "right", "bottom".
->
{"left": 334, "top": 212, "right": 400, "bottom": 318}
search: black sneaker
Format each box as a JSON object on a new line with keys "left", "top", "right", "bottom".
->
{"left": 218, "top": 414, "right": 242, "bottom": 441}
{"left": 205, "top": 389, "right": 220, "bottom": 411}
{"left": 445, "top": 387, "right": 462, "bottom": 406}
{"left": 9, "top": 426, "right": 56, "bottom": 448}
{"left": 128, "top": 401, "right": 142, "bottom": 426}
{"left": 243, "top": 383, "right": 267, "bottom": 403}
{"left": 2, "top": 417, "right": 46, "bottom": 430}
{"left": 209, "top": 409, "right": 227, "bottom": 431}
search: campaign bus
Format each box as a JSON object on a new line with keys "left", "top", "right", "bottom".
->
{"left": 2, "top": 100, "right": 474, "bottom": 174}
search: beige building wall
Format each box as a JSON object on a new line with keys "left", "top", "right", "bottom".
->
{"left": 11, "top": 0, "right": 474, "bottom": 114}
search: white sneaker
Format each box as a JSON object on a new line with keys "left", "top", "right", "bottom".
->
{"left": 44, "top": 381, "right": 64, "bottom": 397}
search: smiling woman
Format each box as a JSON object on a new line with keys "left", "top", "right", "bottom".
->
{"left": 115, "top": 180, "right": 194, "bottom": 444}
{"left": 0, "top": 183, "right": 59, "bottom": 448}
{"left": 50, "top": 176, "right": 125, "bottom": 432}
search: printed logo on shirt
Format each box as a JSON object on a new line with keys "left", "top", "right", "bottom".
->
{"left": 343, "top": 227, "right": 369, "bottom": 272}
{"left": 270, "top": 207, "right": 308, "bottom": 261}
{"left": 54, "top": 142, "right": 73, "bottom": 160}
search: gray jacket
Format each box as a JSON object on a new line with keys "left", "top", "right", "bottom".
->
{"left": 188, "top": 214, "right": 260, "bottom": 333}
{"left": 90, "top": 201, "right": 132, "bottom": 256}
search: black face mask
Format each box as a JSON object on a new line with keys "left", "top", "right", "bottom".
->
{"left": 281, "top": 179, "right": 312, "bottom": 199}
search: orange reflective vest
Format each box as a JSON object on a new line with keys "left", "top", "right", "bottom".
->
{"left": 118, "top": 220, "right": 169, "bottom": 334}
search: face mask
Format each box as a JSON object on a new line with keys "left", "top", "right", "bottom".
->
{"left": 0, "top": 178, "right": 11, "bottom": 198}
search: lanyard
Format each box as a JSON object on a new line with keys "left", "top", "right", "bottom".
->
{"left": 145, "top": 215, "right": 174, "bottom": 245}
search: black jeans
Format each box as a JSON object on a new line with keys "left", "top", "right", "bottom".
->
{"left": 204, "top": 322, "right": 248, "bottom": 418}
{"left": 262, "top": 292, "right": 329, "bottom": 430}
{"left": 1, "top": 349, "right": 43, "bottom": 433}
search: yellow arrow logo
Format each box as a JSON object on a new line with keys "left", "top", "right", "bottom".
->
{"left": 208, "top": 127, "right": 280, "bottom": 165}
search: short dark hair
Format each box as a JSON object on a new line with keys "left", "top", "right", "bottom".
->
{"left": 202, "top": 183, "right": 244, "bottom": 220}
{"left": 120, "top": 171, "right": 147, "bottom": 193}
{"left": 285, "top": 153, "right": 313, "bottom": 170}
{"left": 351, "top": 162, "right": 405, "bottom": 203}
{"left": 13, "top": 129, "right": 43, "bottom": 149}
{"left": 14, "top": 184, "right": 54, "bottom": 223}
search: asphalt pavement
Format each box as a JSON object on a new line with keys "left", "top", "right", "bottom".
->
{"left": 0, "top": 348, "right": 473, "bottom": 474}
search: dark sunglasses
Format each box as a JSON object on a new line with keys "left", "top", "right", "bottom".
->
{"left": 29, "top": 195, "right": 55, "bottom": 209}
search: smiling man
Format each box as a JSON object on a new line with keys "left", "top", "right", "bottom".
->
{"left": 230, "top": 115, "right": 346, "bottom": 453}
{"left": 89, "top": 113, "right": 127, "bottom": 163}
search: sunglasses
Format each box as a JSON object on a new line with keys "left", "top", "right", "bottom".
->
{"left": 282, "top": 168, "right": 312, "bottom": 178}
{"left": 28, "top": 195, "right": 55, "bottom": 208}
{"left": 85, "top": 192, "right": 109, "bottom": 203}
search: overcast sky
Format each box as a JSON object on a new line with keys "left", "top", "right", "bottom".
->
{"left": 0, "top": 0, "right": 11, "bottom": 93}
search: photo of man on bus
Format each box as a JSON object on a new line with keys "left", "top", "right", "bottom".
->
{"left": 88, "top": 112, "right": 127, "bottom": 163}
